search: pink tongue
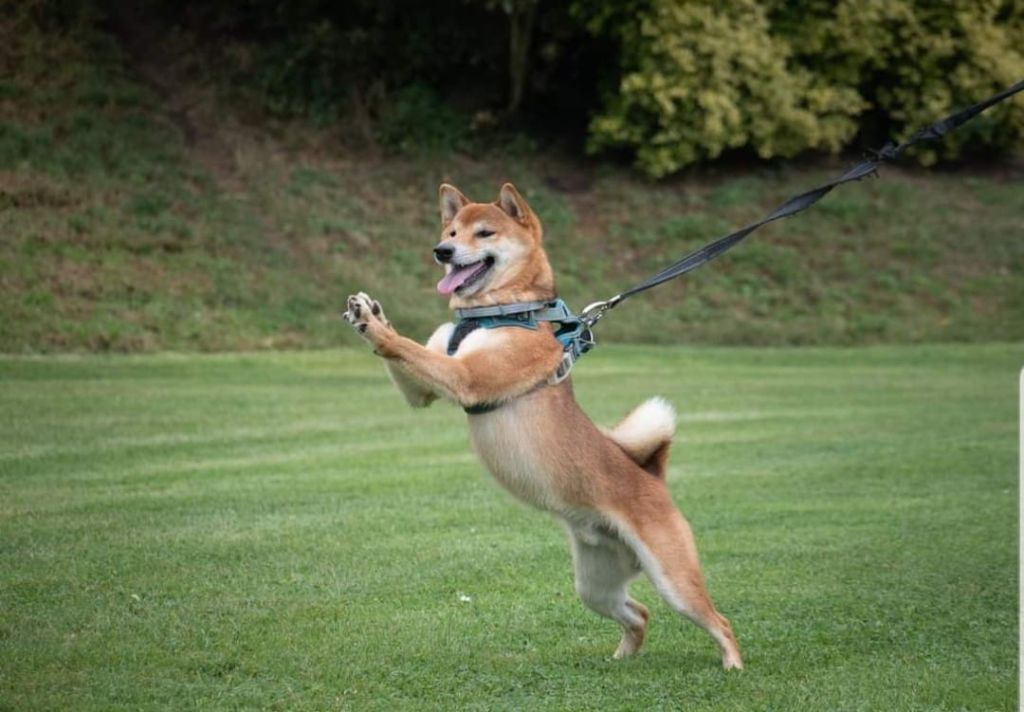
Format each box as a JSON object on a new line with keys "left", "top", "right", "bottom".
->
{"left": 437, "top": 263, "right": 482, "bottom": 295}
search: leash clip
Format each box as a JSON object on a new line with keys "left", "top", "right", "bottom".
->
{"left": 579, "top": 296, "right": 620, "bottom": 328}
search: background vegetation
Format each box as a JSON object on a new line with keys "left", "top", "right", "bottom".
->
{"left": 85, "top": 0, "right": 1024, "bottom": 173}
{"left": 0, "top": 1, "right": 1021, "bottom": 352}
{"left": 583, "top": 0, "right": 1024, "bottom": 175}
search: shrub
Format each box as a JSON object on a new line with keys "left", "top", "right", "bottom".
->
{"left": 772, "top": 0, "right": 1024, "bottom": 164}
{"left": 584, "top": 0, "right": 1024, "bottom": 176}
{"left": 582, "top": 0, "right": 865, "bottom": 177}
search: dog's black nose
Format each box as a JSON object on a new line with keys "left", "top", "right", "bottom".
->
{"left": 433, "top": 244, "right": 455, "bottom": 263}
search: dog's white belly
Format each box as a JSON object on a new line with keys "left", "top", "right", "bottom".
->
{"left": 467, "top": 397, "right": 564, "bottom": 511}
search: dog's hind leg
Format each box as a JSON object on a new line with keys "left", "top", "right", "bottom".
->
{"left": 567, "top": 523, "right": 649, "bottom": 659}
{"left": 613, "top": 501, "right": 743, "bottom": 670}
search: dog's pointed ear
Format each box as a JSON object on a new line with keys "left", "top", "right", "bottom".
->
{"left": 439, "top": 184, "right": 469, "bottom": 225}
{"left": 497, "top": 183, "right": 532, "bottom": 224}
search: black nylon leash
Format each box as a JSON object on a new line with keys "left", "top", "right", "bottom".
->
{"left": 578, "top": 79, "right": 1024, "bottom": 327}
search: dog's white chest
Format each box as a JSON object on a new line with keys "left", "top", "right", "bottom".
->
{"left": 467, "top": 398, "right": 562, "bottom": 510}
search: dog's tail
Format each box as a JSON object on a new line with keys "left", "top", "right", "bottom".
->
{"left": 605, "top": 397, "right": 676, "bottom": 478}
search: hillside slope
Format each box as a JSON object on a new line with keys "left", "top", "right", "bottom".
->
{"left": 1, "top": 14, "right": 1022, "bottom": 352}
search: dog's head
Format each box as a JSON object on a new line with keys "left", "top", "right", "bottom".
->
{"left": 433, "top": 183, "right": 555, "bottom": 308}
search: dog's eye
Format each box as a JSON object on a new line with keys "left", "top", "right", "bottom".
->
{"left": 475, "top": 229, "right": 495, "bottom": 238}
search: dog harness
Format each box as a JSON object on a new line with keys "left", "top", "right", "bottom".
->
{"left": 446, "top": 299, "right": 594, "bottom": 415}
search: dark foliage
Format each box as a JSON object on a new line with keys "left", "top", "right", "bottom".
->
{"left": 30, "top": 0, "right": 1024, "bottom": 170}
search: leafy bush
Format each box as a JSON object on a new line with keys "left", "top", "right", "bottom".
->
{"left": 772, "top": 0, "right": 1024, "bottom": 165}
{"left": 583, "top": 0, "right": 1024, "bottom": 176}
{"left": 581, "top": 0, "right": 865, "bottom": 177}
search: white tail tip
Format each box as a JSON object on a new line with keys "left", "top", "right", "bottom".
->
{"left": 607, "top": 397, "right": 676, "bottom": 465}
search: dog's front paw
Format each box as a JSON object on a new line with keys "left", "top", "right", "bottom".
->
{"left": 344, "top": 292, "right": 393, "bottom": 348}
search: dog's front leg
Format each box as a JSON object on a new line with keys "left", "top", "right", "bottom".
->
{"left": 384, "top": 323, "right": 459, "bottom": 407}
{"left": 344, "top": 293, "right": 443, "bottom": 407}
{"left": 385, "top": 360, "right": 439, "bottom": 408}
{"left": 345, "top": 291, "right": 474, "bottom": 403}
{"left": 377, "top": 331, "right": 560, "bottom": 408}
{"left": 345, "top": 293, "right": 558, "bottom": 408}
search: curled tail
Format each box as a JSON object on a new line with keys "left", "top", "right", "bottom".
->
{"left": 605, "top": 397, "right": 676, "bottom": 478}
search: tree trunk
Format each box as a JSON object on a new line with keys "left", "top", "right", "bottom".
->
{"left": 507, "top": 1, "right": 537, "bottom": 114}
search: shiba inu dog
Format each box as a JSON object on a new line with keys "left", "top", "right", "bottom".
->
{"left": 343, "top": 183, "right": 742, "bottom": 669}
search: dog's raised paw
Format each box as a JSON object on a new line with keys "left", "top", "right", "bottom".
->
{"left": 344, "top": 292, "right": 391, "bottom": 343}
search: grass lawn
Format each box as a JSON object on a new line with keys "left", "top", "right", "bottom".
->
{"left": 0, "top": 343, "right": 1018, "bottom": 710}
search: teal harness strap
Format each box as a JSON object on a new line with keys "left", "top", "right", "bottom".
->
{"left": 454, "top": 301, "right": 548, "bottom": 319}
{"left": 446, "top": 299, "right": 595, "bottom": 414}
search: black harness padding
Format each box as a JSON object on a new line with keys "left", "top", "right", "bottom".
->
{"left": 446, "top": 302, "right": 586, "bottom": 415}
{"left": 445, "top": 320, "right": 502, "bottom": 414}
{"left": 446, "top": 320, "right": 481, "bottom": 356}
{"left": 463, "top": 401, "right": 501, "bottom": 415}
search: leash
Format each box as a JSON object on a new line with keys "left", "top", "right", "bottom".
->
{"left": 445, "top": 80, "right": 1023, "bottom": 407}
{"left": 576, "top": 79, "right": 1024, "bottom": 329}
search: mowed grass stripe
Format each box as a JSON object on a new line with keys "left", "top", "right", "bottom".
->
{"left": 0, "top": 344, "right": 1018, "bottom": 711}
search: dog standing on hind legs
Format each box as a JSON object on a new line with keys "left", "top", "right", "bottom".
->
{"left": 343, "top": 182, "right": 742, "bottom": 669}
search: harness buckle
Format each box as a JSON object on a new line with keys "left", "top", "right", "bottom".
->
{"left": 548, "top": 351, "right": 575, "bottom": 385}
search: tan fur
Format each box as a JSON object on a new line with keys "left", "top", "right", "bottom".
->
{"left": 344, "top": 184, "right": 742, "bottom": 669}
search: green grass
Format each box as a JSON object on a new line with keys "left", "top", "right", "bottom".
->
{"left": 1, "top": 344, "right": 1018, "bottom": 710}
{"left": 2, "top": 11, "right": 1024, "bottom": 352}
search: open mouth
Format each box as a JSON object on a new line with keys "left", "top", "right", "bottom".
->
{"left": 437, "top": 255, "right": 495, "bottom": 295}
